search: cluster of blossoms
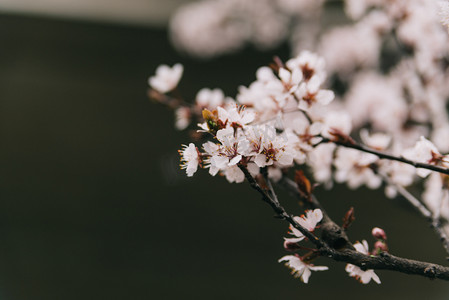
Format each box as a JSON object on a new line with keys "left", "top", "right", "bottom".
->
{"left": 148, "top": 0, "right": 449, "bottom": 284}
{"left": 150, "top": 50, "right": 339, "bottom": 185}
{"left": 163, "top": 0, "right": 449, "bottom": 239}
{"left": 148, "top": 49, "right": 444, "bottom": 283}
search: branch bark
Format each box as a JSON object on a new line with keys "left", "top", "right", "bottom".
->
{"left": 239, "top": 165, "right": 449, "bottom": 281}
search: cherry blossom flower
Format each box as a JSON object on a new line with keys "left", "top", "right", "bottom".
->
{"left": 295, "top": 76, "right": 335, "bottom": 110}
{"left": 345, "top": 240, "right": 381, "bottom": 284}
{"left": 217, "top": 106, "right": 255, "bottom": 129}
{"left": 286, "top": 50, "right": 326, "bottom": 83}
{"left": 278, "top": 255, "right": 328, "bottom": 283}
{"left": 179, "top": 143, "right": 200, "bottom": 177}
{"left": 148, "top": 64, "right": 183, "bottom": 93}
{"left": 278, "top": 67, "right": 303, "bottom": 94}
{"left": 253, "top": 134, "right": 294, "bottom": 168}
{"left": 296, "top": 209, "right": 323, "bottom": 231}
{"left": 284, "top": 209, "right": 323, "bottom": 243}
{"left": 402, "top": 136, "right": 449, "bottom": 177}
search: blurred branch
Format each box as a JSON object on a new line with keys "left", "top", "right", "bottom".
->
{"left": 379, "top": 172, "right": 449, "bottom": 256}
{"left": 321, "top": 137, "right": 449, "bottom": 176}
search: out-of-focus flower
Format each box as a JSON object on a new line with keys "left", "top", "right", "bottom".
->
{"left": 334, "top": 148, "right": 381, "bottom": 189}
{"left": 148, "top": 64, "right": 183, "bottom": 93}
{"left": 195, "top": 88, "right": 225, "bottom": 110}
{"left": 175, "top": 107, "right": 191, "bottom": 130}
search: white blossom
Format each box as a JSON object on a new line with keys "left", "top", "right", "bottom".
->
{"left": 345, "top": 240, "right": 381, "bottom": 284}
{"left": 402, "top": 136, "right": 447, "bottom": 177}
{"left": 148, "top": 64, "right": 183, "bottom": 93}
{"left": 279, "top": 255, "right": 328, "bottom": 283}
{"left": 179, "top": 143, "right": 200, "bottom": 177}
{"left": 284, "top": 209, "right": 323, "bottom": 244}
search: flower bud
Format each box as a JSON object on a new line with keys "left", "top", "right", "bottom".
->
{"left": 373, "top": 240, "right": 388, "bottom": 254}
{"left": 372, "top": 227, "right": 387, "bottom": 240}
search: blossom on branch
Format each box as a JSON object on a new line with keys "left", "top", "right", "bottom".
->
{"left": 278, "top": 255, "right": 328, "bottom": 283}
{"left": 345, "top": 240, "right": 381, "bottom": 284}
{"left": 284, "top": 209, "right": 323, "bottom": 243}
{"left": 179, "top": 143, "right": 200, "bottom": 177}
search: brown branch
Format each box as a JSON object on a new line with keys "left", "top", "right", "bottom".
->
{"left": 238, "top": 164, "right": 327, "bottom": 249}
{"left": 239, "top": 165, "right": 449, "bottom": 281}
{"left": 327, "top": 249, "right": 449, "bottom": 280}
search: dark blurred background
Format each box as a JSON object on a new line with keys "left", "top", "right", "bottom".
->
{"left": 0, "top": 4, "right": 449, "bottom": 300}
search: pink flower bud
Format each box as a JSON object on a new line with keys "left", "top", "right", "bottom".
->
{"left": 283, "top": 240, "right": 301, "bottom": 252}
{"left": 373, "top": 240, "right": 388, "bottom": 253}
{"left": 372, "top": 227, "right": 387, "bottom": 240}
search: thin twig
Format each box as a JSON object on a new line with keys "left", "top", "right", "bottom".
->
{"left": 321, "top": 137, "right": 449, "bottom": 176}
{"left": 238, "top": 163, "right": 327, "bottom": 249}
{"left": 380, "top": 172, "right": 449, "bottom": 256}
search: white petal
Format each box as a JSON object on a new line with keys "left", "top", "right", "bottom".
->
{"left": 316, "top": 90, "right": 334, "bottom": 105}
{"left": 255, "top": 154, "right": 267, "bottom": 167}
{"left": 301, "top": 268, "right": 311, "bottom": 283}
{"left": 229, "top": 155, "right": 242, "bottom": 166}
